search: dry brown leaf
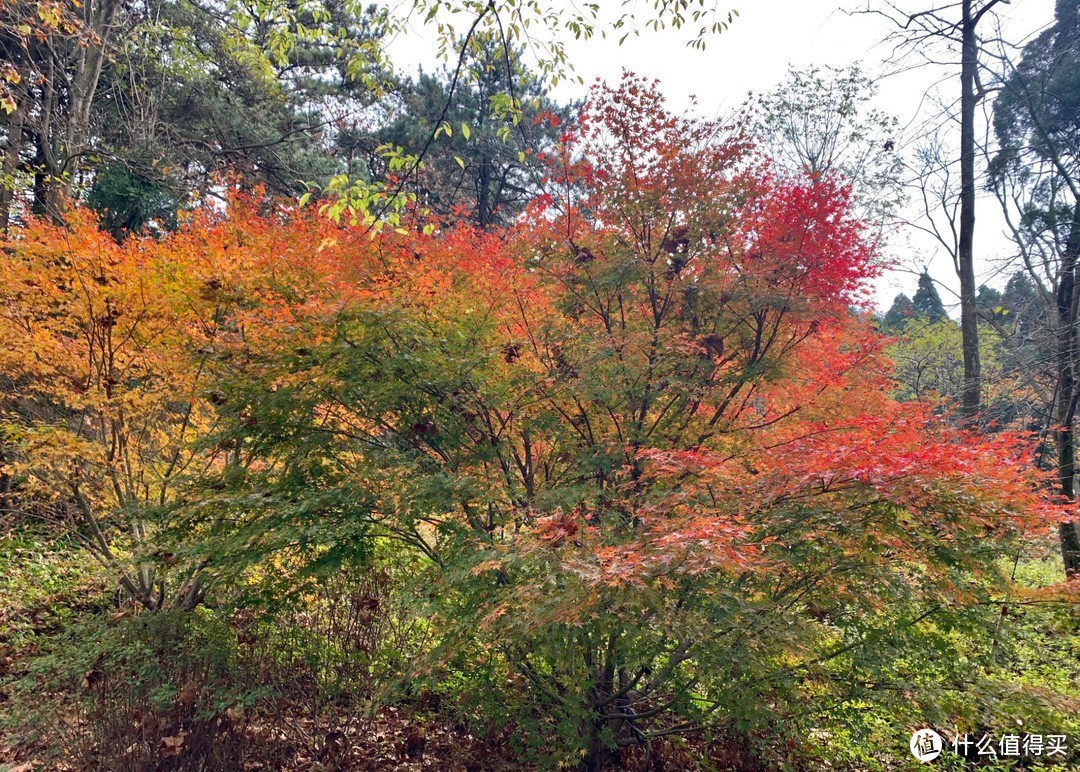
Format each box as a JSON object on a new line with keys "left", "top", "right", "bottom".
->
{"left": 160, "top": 731, "right": 187, "bottom": 757}
{"left": 176, "top": 679, "right": 198, "bottom": 709}
{"left": 80, "top": 669, "right": 103, "bottom": 689}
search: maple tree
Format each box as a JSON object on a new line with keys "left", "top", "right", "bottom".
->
{"left": 0, "top": 72, "right": 1063, "bottom": 763}
{"left": 149, "top": 75, "right": 1062, "bottom": 768}
{"left": 0, "top": 195, "right": 378, "bottom": 608}
{"left": 0, "top": 205, "right": 227, "bottom": 607}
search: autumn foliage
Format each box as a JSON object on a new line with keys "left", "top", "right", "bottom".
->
{"left": 0, "top": 75, "right": 1066, "bottom": 768}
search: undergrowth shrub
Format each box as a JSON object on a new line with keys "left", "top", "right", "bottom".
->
{"left": 9, "top": 608, "right": 254, "bottom": 770}
{"left": 4, "top": 562, "right": 427, "bottom": 770}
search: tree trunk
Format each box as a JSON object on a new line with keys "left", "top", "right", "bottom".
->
{"left": 64, "top": 0, "right": 120, "bottom": 179}
{"left": 31, "top": 139, "right": 62, "bottom": 222}
{"left": 25, "top": 0, "right": 122, "bottom": 222}
{"left": 478, "top": 156, "right": 492, "bottom": 228}
{"left": 1057, "top": 206, "right": 1080, "bottom": 578}
{"left": 0, "top": 101, "right": 26, "bottom": 231}
{"left": 958, "top": 0, "right": 982, "bottom": 421}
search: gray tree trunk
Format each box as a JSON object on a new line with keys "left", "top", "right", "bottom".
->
{"left": 958, "top": 0, "right": 982, "bottom": 420}
{"left": 1056, "top": 207, "right": 1080, "bottom": 577}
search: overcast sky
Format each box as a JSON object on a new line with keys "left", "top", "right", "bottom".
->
{"left": 386, "top": 0, "right": 1058, "bottom": 311}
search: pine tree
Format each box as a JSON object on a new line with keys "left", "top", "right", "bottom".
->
{"left": 883, "top": 293, "right": 917, "bottom": 329}
{"left": 913, "top": 272, "right": 948, "bottom": 322}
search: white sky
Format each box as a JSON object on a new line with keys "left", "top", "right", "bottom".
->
{"left": 385, "top": 0, "right": 1058, "bottom": 311}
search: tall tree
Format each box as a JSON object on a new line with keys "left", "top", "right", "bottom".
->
{"left": 373, "top": 34, "right": 569, "bottom": 229}
{"left": 0, "top": 0, "right": 122, "bottom": 223}
{"left": 755, "top": 64, "right": 903, "bottom": 228}
{"left": 956, "top": 0, "right": 995, "bottom": 418}
{"left": 0, "top": 0, "right": 391, "bottom": 233}
{"left": 875, "top": 0, "right": 1012, "bottom": 421}
{"left": 989, "top": 0, "right": 1080, "bottom": 575}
